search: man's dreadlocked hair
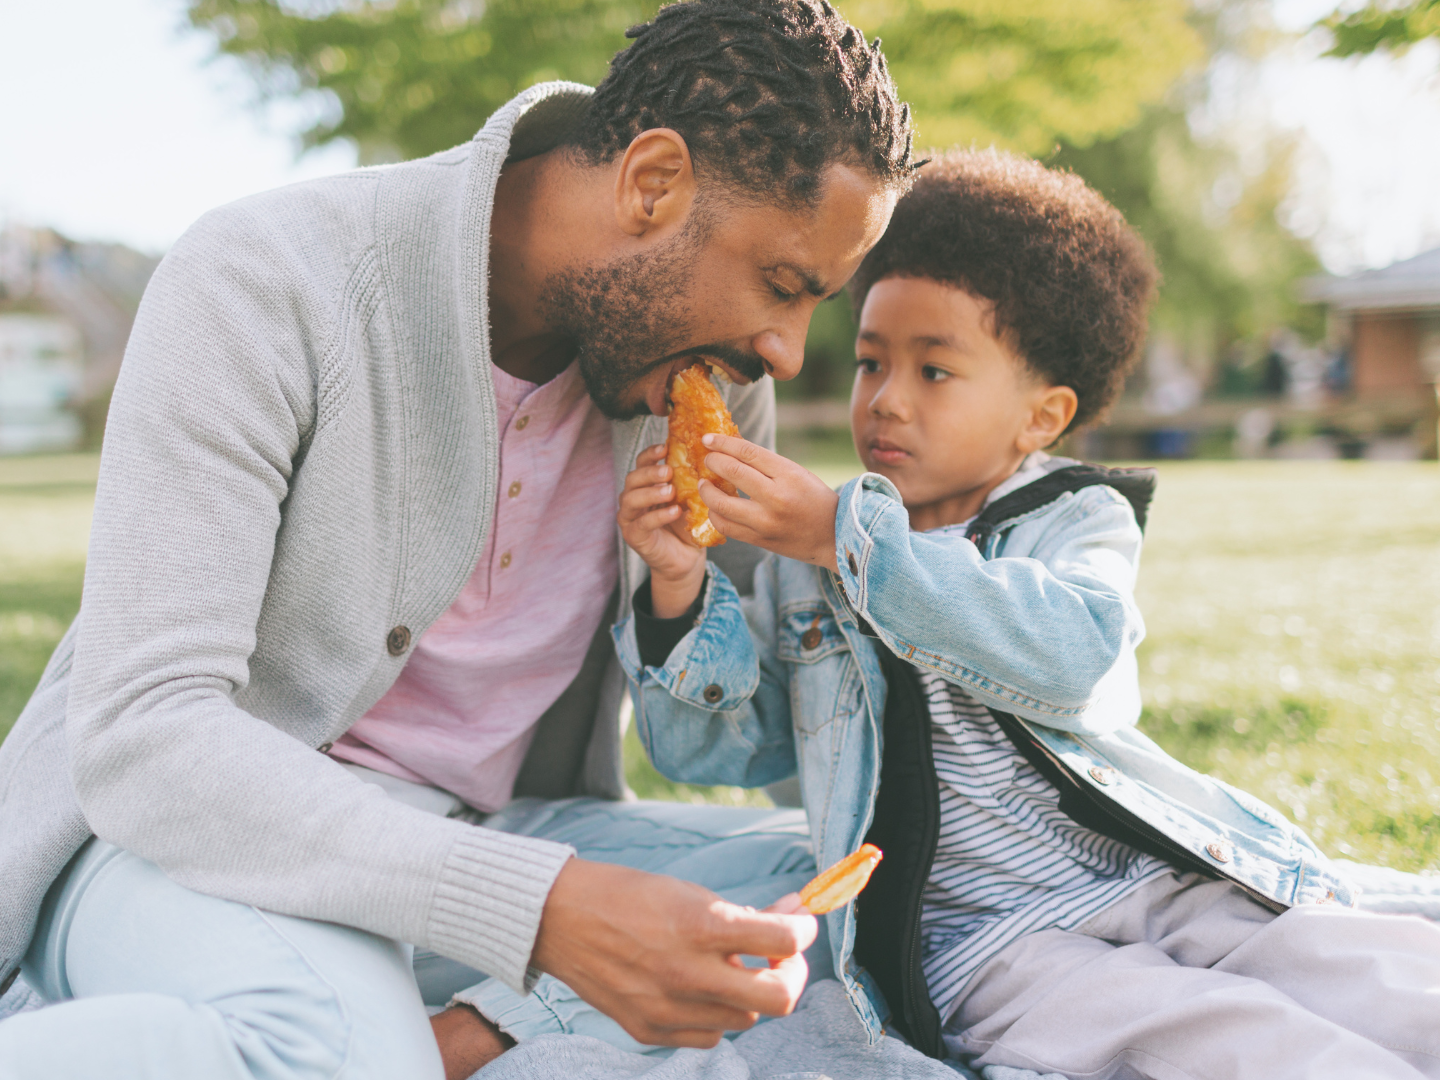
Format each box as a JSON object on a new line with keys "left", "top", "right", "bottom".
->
{"left": 567, "top": 0, "right": 915, "bottom": 205}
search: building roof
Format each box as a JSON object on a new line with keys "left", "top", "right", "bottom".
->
{"left": 1300, "top": 246, "right": 1440, "bottom": 311}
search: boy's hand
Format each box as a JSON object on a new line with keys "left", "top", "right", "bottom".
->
{"left": 618, "top": 444, "right": 707, "bottom": 618}
{"left": 699, "top": 435, "right": 840, "bottom": 572}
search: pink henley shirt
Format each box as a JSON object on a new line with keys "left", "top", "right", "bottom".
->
{"left": 329, "top": 360, "right": 618, "bottom": 810}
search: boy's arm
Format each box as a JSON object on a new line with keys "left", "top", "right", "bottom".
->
{"left": 613, "top": 558, "right": 797, "bottom": 788}
{"left": 830, "top": 474, "right": 1145, "bottom": 735}
{"left": 699, "top": 438, "right": 1143, "bottom": 736}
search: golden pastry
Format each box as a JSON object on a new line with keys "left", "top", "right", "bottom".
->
{"left": 667, "top": 361, "right": 740, "bottom": 547}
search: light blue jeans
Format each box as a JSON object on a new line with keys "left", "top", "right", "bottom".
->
{"left": 0, "top": 796, "right": 821, "bottom": 1079}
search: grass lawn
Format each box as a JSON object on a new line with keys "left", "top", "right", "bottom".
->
{"left": 4, "top": 452, "right": 1439, "bottom": 872}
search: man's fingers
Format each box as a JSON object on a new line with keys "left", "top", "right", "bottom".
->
{"left": 763, "top": 951, "right": 810, "bottom": 1014}
{"left": 763, "top": 892, "right": 806, "bottom": 915}
{"left": 636, "top": 443, "right": 668, "bottom": 466}
{"left": 704, "top": 904, "right": 818, "bottom": 960}
{"left": 692, "top": 954, "right": 809, "bottom": 1017}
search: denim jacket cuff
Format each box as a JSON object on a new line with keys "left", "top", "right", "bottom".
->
{"left": 831, "top": 472, "right": 904, "bottom": 619}
{"left": 613, "top": 562, "right": 759, "bottom": 710}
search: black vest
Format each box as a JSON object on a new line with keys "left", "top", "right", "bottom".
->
{"left": 852, "top": 464, "right": 1175, "bottom": 1058}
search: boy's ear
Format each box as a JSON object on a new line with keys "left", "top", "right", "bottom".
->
{"left": 1018, "top": 385, "right": 1078, "bottom": 453}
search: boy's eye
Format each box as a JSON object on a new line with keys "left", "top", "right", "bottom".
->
{"left": 856, "top": 358, "right": 881, "bottom": 375}
{"left": 922, "top": 365, "right": 951, "bottom": 382}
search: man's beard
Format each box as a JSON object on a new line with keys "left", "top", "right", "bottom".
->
{"left": 537, "top": 215, "right": 766, "bottom": 420}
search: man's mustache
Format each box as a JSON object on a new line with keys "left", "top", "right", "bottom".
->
{"left": 660, "top": 343, "right": 768, "bottom": 384}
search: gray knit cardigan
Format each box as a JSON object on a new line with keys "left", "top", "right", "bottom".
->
{"left": 0, "top": 83, "right": 774, "bottom": 997}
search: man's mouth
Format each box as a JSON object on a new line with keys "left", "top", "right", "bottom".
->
{"left": 650, "top": 354, "right": 753, "bottom": 415}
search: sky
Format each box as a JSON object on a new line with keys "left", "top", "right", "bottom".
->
{"left": 2, "top": 0, "right": 1439, "bottom": 273}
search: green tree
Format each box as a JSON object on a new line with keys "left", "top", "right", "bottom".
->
{"left": 186, "top": 0, "right": 1201, "bottom": 162}
{"left": 187, "top": 0, "right": 657, "bottom": 162}
{"left": 852, "top": 0, "right": 1201, "bottom": 153}
{"left": 1323, "top": 0, "right": 1440, "bottom": 57}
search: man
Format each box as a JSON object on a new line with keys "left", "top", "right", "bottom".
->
{"left": 0, "top": 1, "right": 913, "bottom": 1077}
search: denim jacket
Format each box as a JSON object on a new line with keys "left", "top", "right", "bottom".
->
{"left": 614, "top": 459, "right": 1356, "bottom": 1043}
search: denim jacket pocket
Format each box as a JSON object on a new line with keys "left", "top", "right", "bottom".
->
{"left": 776, "top": 607, "right": 849, "bottom": 664}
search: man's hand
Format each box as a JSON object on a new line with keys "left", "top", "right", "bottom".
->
{"left": 698, "top": 435, "right": 840, "bottom": 572}
{"left": 617, "top": 444, "right": 708, "bottom": 618}
{"left": 531, "top": 858, "right": 817, "bottom": 1048}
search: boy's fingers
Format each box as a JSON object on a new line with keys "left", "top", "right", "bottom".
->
{"left": 635, "top": 505, "right": 682, "bottom": 532}
{"left": 703, "top": 452, "right": 772, "bottom": 496}
{"left": 700, "top": 434, "right": 784, "bottom": 478}
{"left": 624, "top": 463, "right": 671, "bottom": 491}
{"left": 698, "top": 484, "right": 763, "bottom": 532}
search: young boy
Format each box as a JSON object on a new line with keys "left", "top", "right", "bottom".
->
{"left": 615, "top": 149, "right": 1440, "bottom": 1079}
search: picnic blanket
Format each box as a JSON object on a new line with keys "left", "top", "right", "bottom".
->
{"left": 3, "top": 860, "right": 1437, "bottom": 1079}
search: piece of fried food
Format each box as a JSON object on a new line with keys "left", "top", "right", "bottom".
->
{"left": 667, "top": 362, "right": 741, "bottom": 547}
{"left": 798, "top": 844, "right": 884, "bottom": 915}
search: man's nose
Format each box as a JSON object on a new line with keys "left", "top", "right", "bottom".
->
{"left": 750, "top": 321, "right": 807, "bottom": 382}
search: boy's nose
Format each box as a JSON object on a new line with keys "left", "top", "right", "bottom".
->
{"left": 869, "top": 381, "right": 909, "bottom": 421}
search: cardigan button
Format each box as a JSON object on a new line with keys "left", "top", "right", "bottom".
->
{"left": 1088, "top": 766, "right": 1116, "bottom": 786}
{"left": 1205, "top": 840, "right": 1233, "bottom": 863}
{"left": 703, "top": 684, "right": 724, "bottom": 704}
{"left": 386, "top": 625, "right": 411, "bottom": 656}
{"left": 801, "top": 627, "right": 823, "bottom": 650}
{"left": 0, "top": 966, "right": 17, "bottom": 998}
{"left": 317, "top": 742, "right": 334, "bottom": 754}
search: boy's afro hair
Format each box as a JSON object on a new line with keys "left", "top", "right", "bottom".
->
{"left": 849, "top": 148, "right": 1159, "bottom": 430}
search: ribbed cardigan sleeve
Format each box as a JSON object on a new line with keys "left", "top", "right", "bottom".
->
{"left": 67, "top": 200, "right": 571, "bottom": 994}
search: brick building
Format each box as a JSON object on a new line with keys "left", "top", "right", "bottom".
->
{"left": 1302, "top": 246, "right": 1440, "bottom": 397}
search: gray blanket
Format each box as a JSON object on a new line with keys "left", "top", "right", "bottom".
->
{"left": 3, "top": 860, "right": 1436, "bottom": 1079}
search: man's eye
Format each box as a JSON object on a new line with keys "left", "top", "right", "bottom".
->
{"left": 771, "top": 284, "right": 797, "bottom": 301}
{"left": 856, "top": 358, "right": 881, "bottom": 374}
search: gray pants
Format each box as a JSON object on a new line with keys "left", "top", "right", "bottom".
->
{"left": 948, "top": 869, "right": 1440, "bottom": 1079}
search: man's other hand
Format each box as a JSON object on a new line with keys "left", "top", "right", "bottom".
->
{"left": 531, "top": 858, "right": 816, "bottom": 1048}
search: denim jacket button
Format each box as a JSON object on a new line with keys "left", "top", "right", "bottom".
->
{"left": 846, "top": 550, "right": 858, "bottom": 575}
{"left": 801, "top": 628, "right": 823, "bottom": 650}
{"left": 703, "top": 684, "right": 724, "bottom": 703}
{"left": 1088, "top": 766, "right": 1116, "bottom": 786}
{"left": 1205, "top": 840, "right": 1233, "bottom": 863}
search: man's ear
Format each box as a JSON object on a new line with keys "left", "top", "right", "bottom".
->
{"left": 1018, "top": 384, "right": 1079, "bottom": 453}
{"left": 614, "top": 129, "right": 698, "bottom": 238}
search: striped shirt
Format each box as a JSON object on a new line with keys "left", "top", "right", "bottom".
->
{"left": 919, "top": 671, "right": 1167, "bottom": 1018}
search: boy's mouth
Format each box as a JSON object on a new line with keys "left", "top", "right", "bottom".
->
{"left": 866, "top": 437, "right": 912, "bottom": 466}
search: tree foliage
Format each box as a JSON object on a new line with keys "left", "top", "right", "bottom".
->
{"left": 851, "top": 0, "right": 1201, "bottom": 153}
{"left": 186, "top": 0, "right": 1201, "bottom": 162}
{"left": 1323, "top": 0, "right": 1440, "bottom": 57}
